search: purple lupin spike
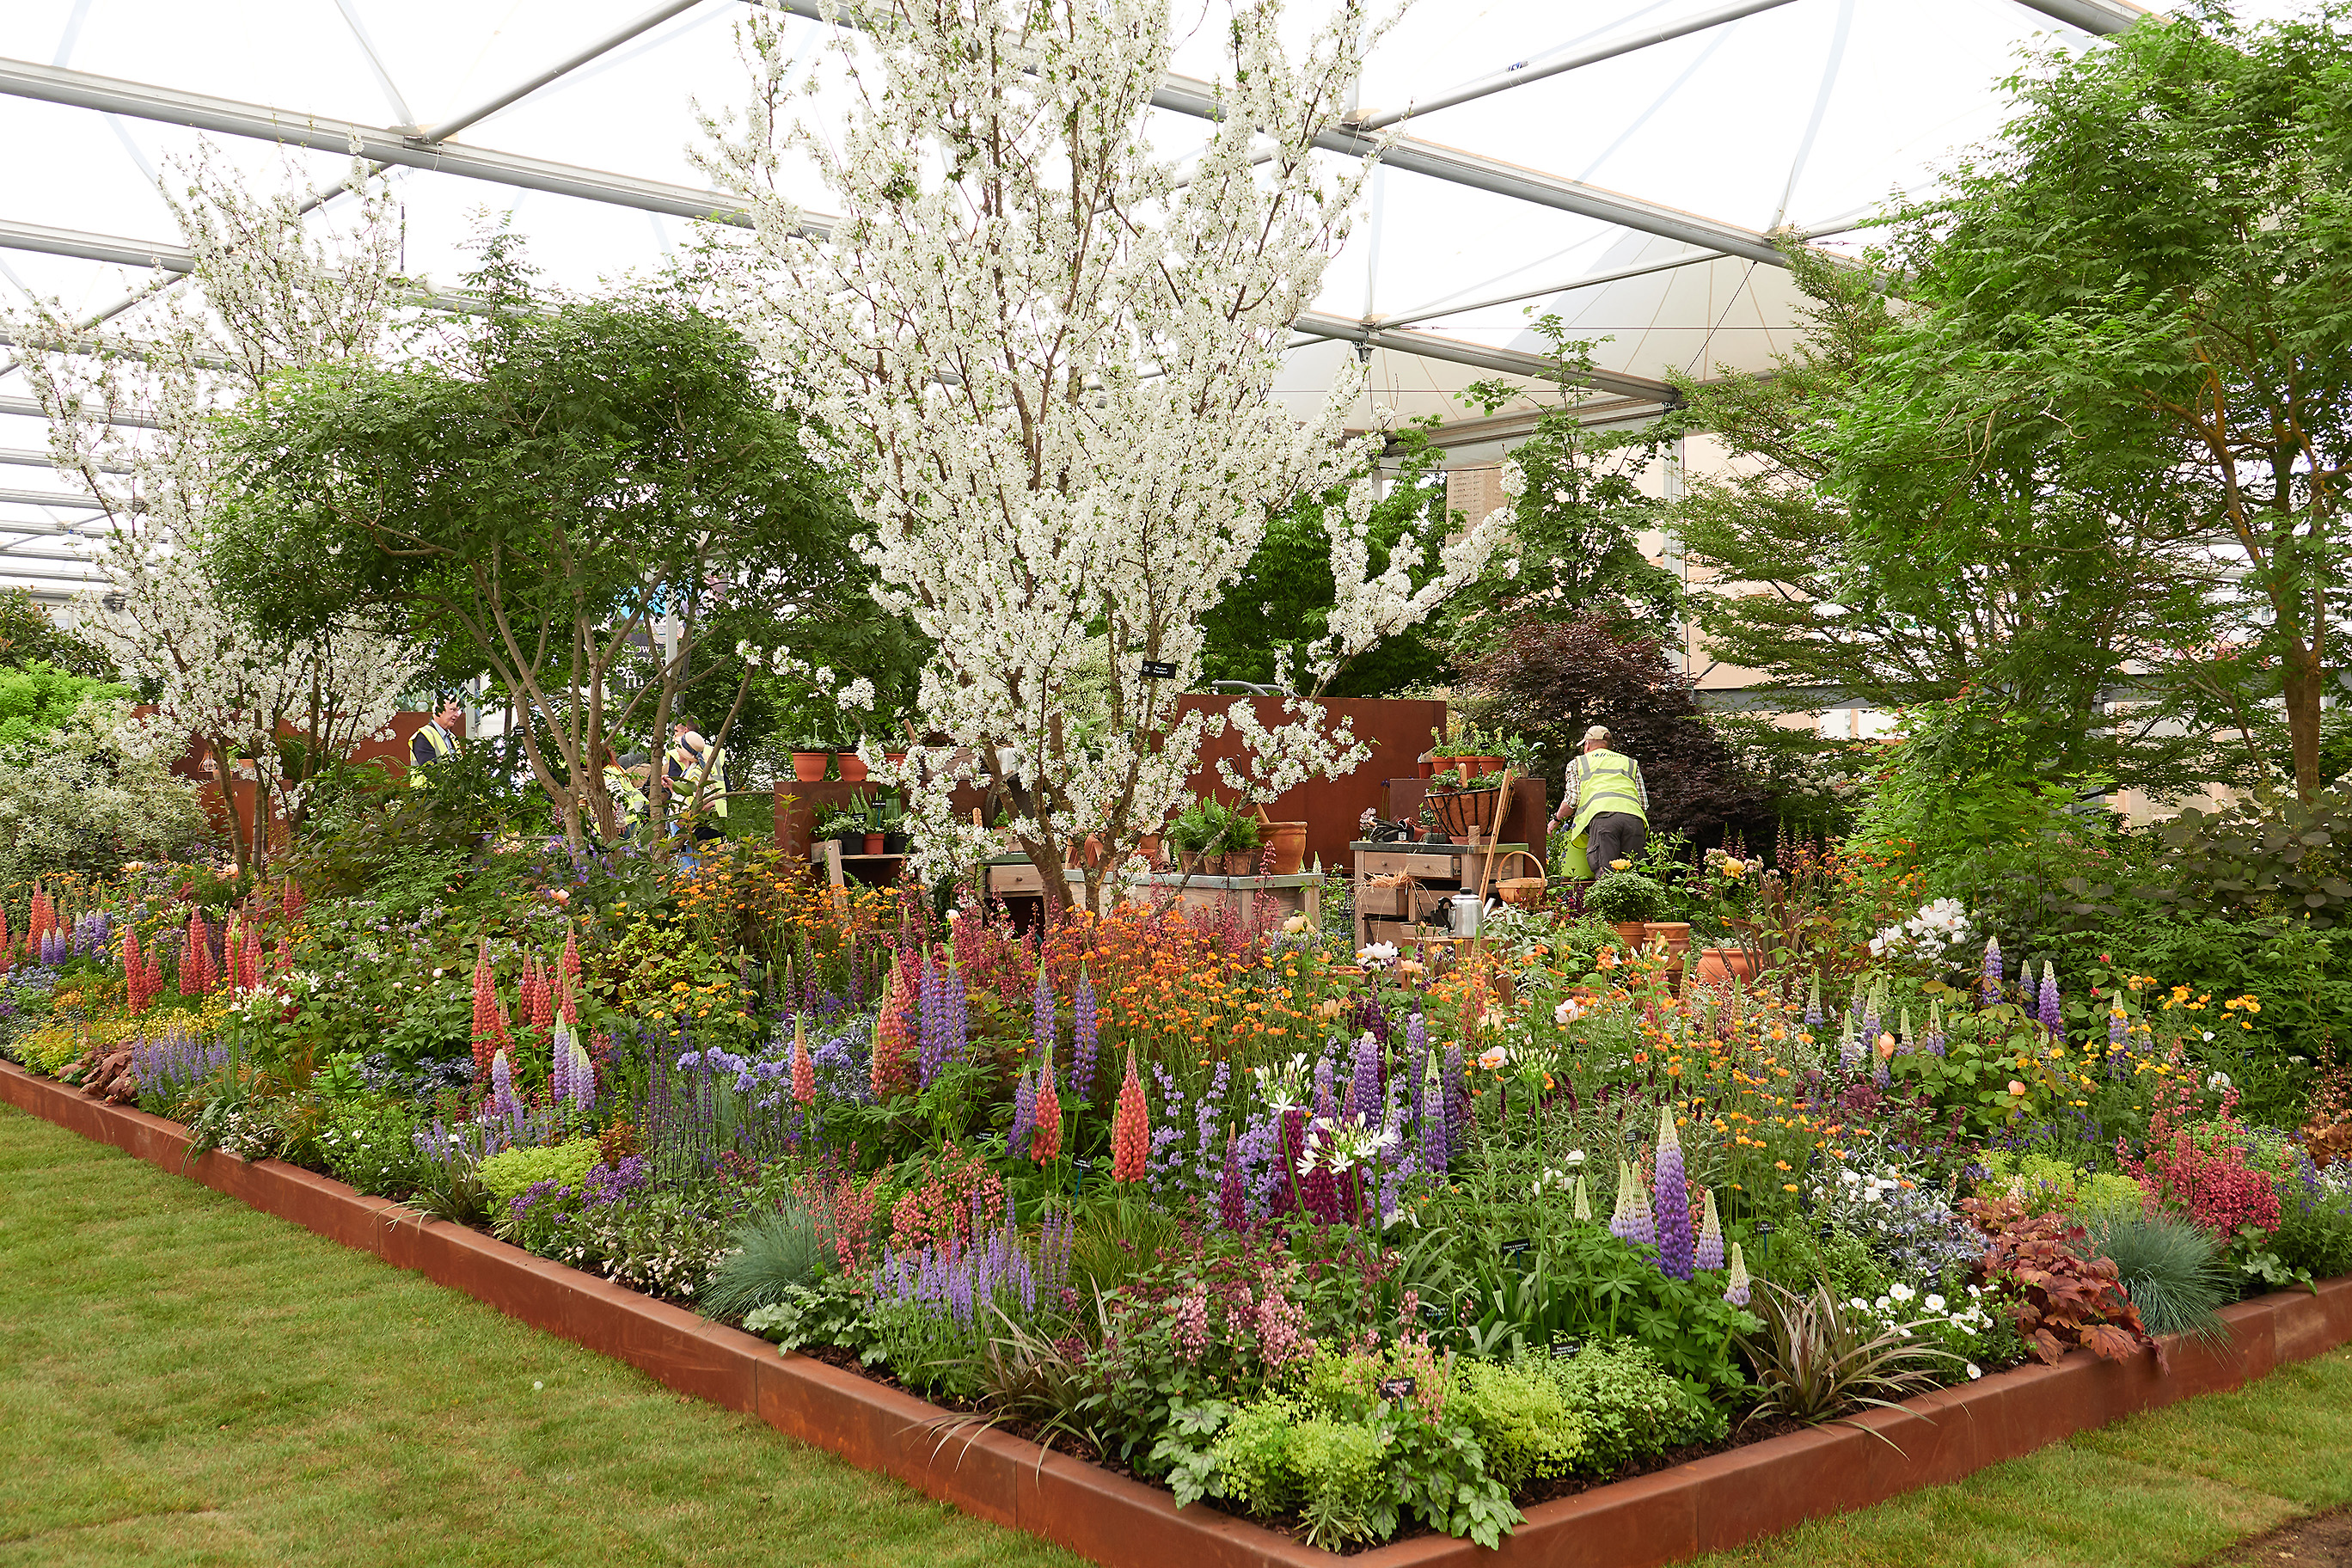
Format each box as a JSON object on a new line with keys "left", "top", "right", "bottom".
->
{"left": 1652, "top": 1108, "right": 1694, "bottom": 1280}
{"left": 1420, "top": 1053, "right": 1449, "bottom": 1175}
{"left": 1032, "top": 955, "right": 1055, "bottom": 1056}
{"left": 1008, "top": 1068, "right": 1037, "bottom": 1158}
{"left": 1405, "top": 1009, "right": 1426, "bottom": 1063}
{"left": 2037, "top": 961, "right": 2062, "bottom": 1038}
{"left": 1442, "top": 1044, "right": 1469, "bottom": 1161}
{"left": 1982, "top": 935, "right": 2004, "bottom": 1008}
{"left": 1313, "top": 1055, "right": 1336, "bottom": 1123}
{"left": 917, "top": 955, "right": 946, "bottom": 1087}
{"left": 945, "top": 959, "right": 968, "bottom": 1067}
{"left": 1071, "top": 967, "right": 1099, "bottom": 1102}
{"left": 1346, "top": 1031, "right": 1381, "bottom": 1124}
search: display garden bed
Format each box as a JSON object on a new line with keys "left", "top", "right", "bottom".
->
{"left": 10, "top": 1057, "right": 2349, "bottom": 1568}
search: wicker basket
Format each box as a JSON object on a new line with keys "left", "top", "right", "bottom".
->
{"left": 1426, "top": 782, "right": 1504, "bottom": 841}
{"left": 1493, "top": 849, "right": 1548, "bottom": 909}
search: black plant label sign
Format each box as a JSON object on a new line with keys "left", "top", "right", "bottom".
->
{"left": 1139, "top": 660, "right": 1178, "bottom": 679}
{"left": 1551, "top": 1338, "right": 1581, "bottom": 1359}
{"left": 1378, "top": 1377, "right": 1417, "bottom": 1400}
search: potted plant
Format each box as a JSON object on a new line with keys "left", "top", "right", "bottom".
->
{"left": 814, "top": 808, "right": 866, "bottom": 854}
{"left": 836, "top": 742, "right": 869, "bottom": 784}
{"left": 874, "top": 792, "right": 910, "bottom": 854}
{"left": 1218, "top": 807, "right": 1265, "bottom": 876}
{"left": 1165, "top": 801, "right": 1220, "bottom": 874}
{"left": 1583, "top": 870, "right": 1669, "bottom": 947}
{"left": 791, "top": 732, "right": 832, "bottom": 783}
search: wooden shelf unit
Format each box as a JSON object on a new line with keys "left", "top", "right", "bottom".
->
{"left": 1350, "top": 839, "right": 1528, "bottom": 950}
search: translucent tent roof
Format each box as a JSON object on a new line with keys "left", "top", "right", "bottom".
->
{"left": 0, "top": 0, "right": 2230, "bottom": 600}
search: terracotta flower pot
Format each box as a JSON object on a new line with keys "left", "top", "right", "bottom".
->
{"left": 1139, "top": 833, "right": 1163, "bottom": 867}
{"left": 791, "top": 751, "right": 830, "bottom": 783}
{"left": 884, "top": 750, "right": 908, "bottom": 766}
{"left": 862, "top": 832, "right": 885, "bottom": 854}
{"left": 1223, "top": 851, "right": 1258, "bottom": 878}
{"left": 1612, "top": 921, "right": 1652, "bottom": 948}
{"left": 1417, "top": 750, "right": 1437, "bottom": 780}
{"left": 1264, "top": 821, "right": 1308, "bottom": 876}
{"left": 836, "top": 751, "right": 869, "bottom": 783}
{"left": 1694, "top": 946, "right": 1758, "bottom": 983}
{"left": 1469, "top": 755, "right": 1507, "bottom": 777}
{"left": 1644, "top": 922, "right": 1693, "bottom": 958}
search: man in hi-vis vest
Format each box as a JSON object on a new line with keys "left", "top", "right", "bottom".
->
{"left": 407, "top": 696, "right": 464, "bottom": 788}
{"left": 1552, "top": 724, "right": 1649, "bottom": 879}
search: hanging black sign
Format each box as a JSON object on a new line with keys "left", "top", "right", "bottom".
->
{"left": 1139, "top": 660, "right": 1178, "bottom": 679}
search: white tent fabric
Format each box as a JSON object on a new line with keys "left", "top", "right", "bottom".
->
{"left": 0, "top": 0, "right": 2263, "bottom": 599}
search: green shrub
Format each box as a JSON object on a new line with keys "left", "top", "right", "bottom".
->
{"left": 1209, "top": 1395, "right": 1308, "bottom": 1516}
{"left": 1978, "top": 1152, "right": 2146, "bottom": 1223}
{"left": 1544, "top": 1342, "right": 1724, "bottom": 1473}
{"left": 478, "top": 1139, "right": 602, "bottom": 1213}
{"left": 1449, "top": 1357, "right": 1588, "bottom": 1491}
{"left": 316, "top": 1099, "right": 424, "bottom": 1197}
{"left": 2085, "top": 1212, "right": 2233, "bottom": 1340}
{"left": 1583, "top": 872, "right": 1668, "bottom": 925}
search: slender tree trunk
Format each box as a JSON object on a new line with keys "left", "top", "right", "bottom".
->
{"left": 2283, "top": 644, "right": 2324, "bottom": 803}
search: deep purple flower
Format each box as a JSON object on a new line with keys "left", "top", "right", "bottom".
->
{"left": 1653, "top": 1112, "right": 1694, "bottom": 1280}
{"left": 2037, "top": 962, "right": 2062, "bottom": 1038}
{"left": 1071, "top": 968, "right": 1099, "bottom": 1102}
{"left": 1442, "top": 1044, "right": 1470, "bottom": 1161}
{"left": 1008, "top": 1069, "right": 1037, "bottom": 1158}
{"left": 1982, "top": 935, "right": 2004, "bottom": 1007}
{"left": 1419, "top": 1054, "right": 1449, "bottom": 1175}
{"left": 1032, "top": 959, "right": 1056, "bottom": 1059}
{"left": 1219, "top": 1132, "right": 1248, "bottom": 1229}
{"left": 1345, "top": 1031, "right": 1381, "bottom": 1124}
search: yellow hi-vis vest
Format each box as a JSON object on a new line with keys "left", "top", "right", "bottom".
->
{"left": 670, "top": 744, "right": 729, "bottom": 820}
{"left": 408, "top": 721, "right": 457, "bottom": 788}
{"left": 603, "top": 766, "right": 647, "bottom": 830}
{"left": 1563, "top": 749, "right": 1647, "bottom": 877}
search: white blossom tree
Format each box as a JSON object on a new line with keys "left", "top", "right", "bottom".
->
{"left": 700, "top": 0, "right": 1510, "bottom": 909}
{"left": 1, "top": 146, "right": 420, "bottom": 875}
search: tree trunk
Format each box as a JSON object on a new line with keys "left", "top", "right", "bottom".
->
{"left": 2283, "top": 644, "right": 2324, "bottom": 803}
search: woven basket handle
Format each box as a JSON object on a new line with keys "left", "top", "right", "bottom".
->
{"left": 1493, "top": 848, "right": 1547, "bottom": 880}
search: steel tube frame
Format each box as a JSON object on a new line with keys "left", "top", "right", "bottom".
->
{"left": 1347, "top": 0, "right": 1803, "bottom": 132}
{"left": 0, "top": 488, "right": 106, "bottom": 511}
{"left": 1375, "top": 247, "right": 1729, "bottom": 328}
{"left": 0, "top": 395, "right": 159, "bottom": 430}
{"left": 0, "top": 57, "right": 828, "bottom": 232}
{"left": 2010, "top": 0, "right": 2149, "bottom": 34}
{"left": 1289, "top": 312, "right": 1678, "bottom": 406}
{"left": 0, "top": 448, "right": 127, "bottom": 474}
{"left": 754, "top": 1, "right": 1791, "bottom": 266}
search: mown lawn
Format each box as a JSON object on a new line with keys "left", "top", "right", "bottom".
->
{"left": 3, "top": 1102, "right": 2346, "bottom": 1568}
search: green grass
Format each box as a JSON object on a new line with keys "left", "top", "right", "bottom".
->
{"left": 4, "top": 1100, "right": 2348, "bottom": 1568}
{"left": 0, "top": 1105, "right": 1084, "bottom": 1568}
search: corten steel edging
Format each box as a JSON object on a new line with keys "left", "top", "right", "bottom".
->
{"left": 7, "top": 1059, "right": 2350, "bottom": 1568}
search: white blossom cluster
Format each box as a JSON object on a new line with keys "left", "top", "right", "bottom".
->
{"left": 0, "top": 144, "right": 420, "bottom": 868}
{"left": 1868, "top": 897, "right": 1975, "bottom": 962}
{"left": 697, "top": 0, "right": 1503, "bottom": 899}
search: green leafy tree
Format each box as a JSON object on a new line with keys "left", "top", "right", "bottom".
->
{"left": 1877, "top": 8, "right": 2352, "bottom": 799}
{"left": 0, "top": 591, "right": 114, "bottom": 680}
{"left": 212, "top": 253, "right": 885, "bottom": 849}
{"left": 1664, "top": 248, "right": 2215, "bottom": 793}
{"left": 1453, "top": 325, "right": 1683, "bottom": 656}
